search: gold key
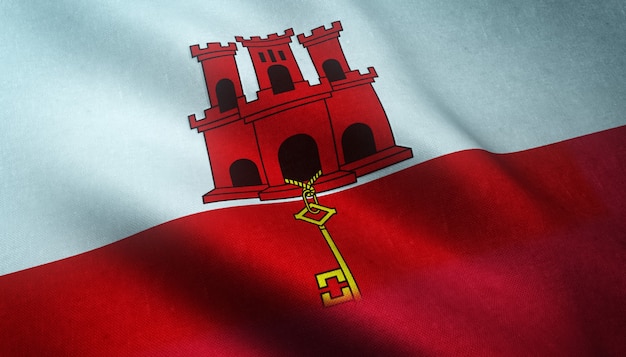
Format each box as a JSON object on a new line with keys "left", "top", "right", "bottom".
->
{"left": 286, "top": 171, "right": 361, "bottom": 307}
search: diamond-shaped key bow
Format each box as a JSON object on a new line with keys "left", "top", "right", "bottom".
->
{"left": 285, "top": 170, "right": 361, "bottom": 307}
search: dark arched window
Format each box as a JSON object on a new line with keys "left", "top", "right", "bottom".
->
{"left": 268, "top": 65, "right": 295, "bottom": 94}
{"left": 230, "top": 159, "right": 262, "bottom": 187}
{"left": 216, "top": 79, "right": 237, "bottom": 112}
{"left": 278, "top": 134, "right": 322, "bottom": 181}
{"left": 322, "top": 59, "right": 346, "bottom": 82}
{"left": 342, "top": 123, "right": 376, "bottom": 164}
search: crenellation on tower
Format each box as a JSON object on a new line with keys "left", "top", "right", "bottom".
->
{"left": 330, "top": 67, "right": 378, "bottom": 91}
{"left": 187, "top": 21, "right": 413, "bottom": 204}
{"left": 296, "top": 21, "right": 343, "bottom": 46}
{"left": 190, "top": 42, "right": 238, "bottom": 61}
{"left": 188, "top": 106, "right": 241, "bottom": 132}
{"left": 235, "top": 29, "right": 295, "bottom": 46}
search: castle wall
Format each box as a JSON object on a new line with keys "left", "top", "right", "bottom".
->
{"left": 253, "top": 100, "right": 338, "bottom": 186}
{"left": 326, "top": 84, "right": 396, "bottom": 164}
{"left": 203, "top": 120, "right": 264, "bottom": 189}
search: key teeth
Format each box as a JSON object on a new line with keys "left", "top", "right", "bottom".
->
{"left": 316, "top": 269, "right": 355, "bottom": 307}
{"left": 321, "top": 287, "right": 354, "bottom": 307}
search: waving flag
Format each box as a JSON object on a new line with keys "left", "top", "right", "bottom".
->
{"left": 2, "top": 1, "right": 625, "bottom": 355}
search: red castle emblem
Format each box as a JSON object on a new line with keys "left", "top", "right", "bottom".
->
{"left": 188, "top": 21, "right": 413, "bottom": 203}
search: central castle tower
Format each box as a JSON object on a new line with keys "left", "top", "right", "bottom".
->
{"left": 188, "top": 21, "right": 412, "bottom": 203}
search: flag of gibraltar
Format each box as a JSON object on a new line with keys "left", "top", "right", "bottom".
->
{"left": 1, "top": 2, "right": 625, "bottom": 356}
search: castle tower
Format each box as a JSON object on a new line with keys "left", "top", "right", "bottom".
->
{"left": 298, "top": 22, "right": 413, "bottom": 175}
{"left": 190, "top": 43, "right": 244, "bottom": 113}
{"left": 188, "top": 43, "right": 267, "bottom": 203}
{"left": 235, "top": 29, "right": 305, "bottom": 95}
{"left": 297, "top": 21, "right": 350, "bottom": 82}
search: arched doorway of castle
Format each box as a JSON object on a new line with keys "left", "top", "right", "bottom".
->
{"left": 230, "top": 159, "right": 262, "bottom": 187}
{"left": 342, "top": 123, "right": 376, "bottom": 164}
{"left": 268, "top": 65, "right": 295, "bottom": 94}
{"left": 322, "top": 59, "right": 346, "bottom": 82}
{"left": 278, "top": 134, "right": 322, "bottom": 182}
{"left": 216, "top": 79, "right": 237, "bottom": 112}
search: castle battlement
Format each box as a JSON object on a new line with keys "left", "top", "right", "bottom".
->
{"left": 190, "top": 42, "right": 238, "bottom": 61}
{"left": 330, "top": 67, "right": 378, "bottom": 91}
{"left": 187, "top": 21, "right": 412, "bottom": 203}
{"left": 235, "top": 29, "right": 295, "bottom": 47}
{"left": 188, "top": 109, "right": 240, "bottom": 132}
{"left": 297, "top": 21, "right": 343, "bottom": 46}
